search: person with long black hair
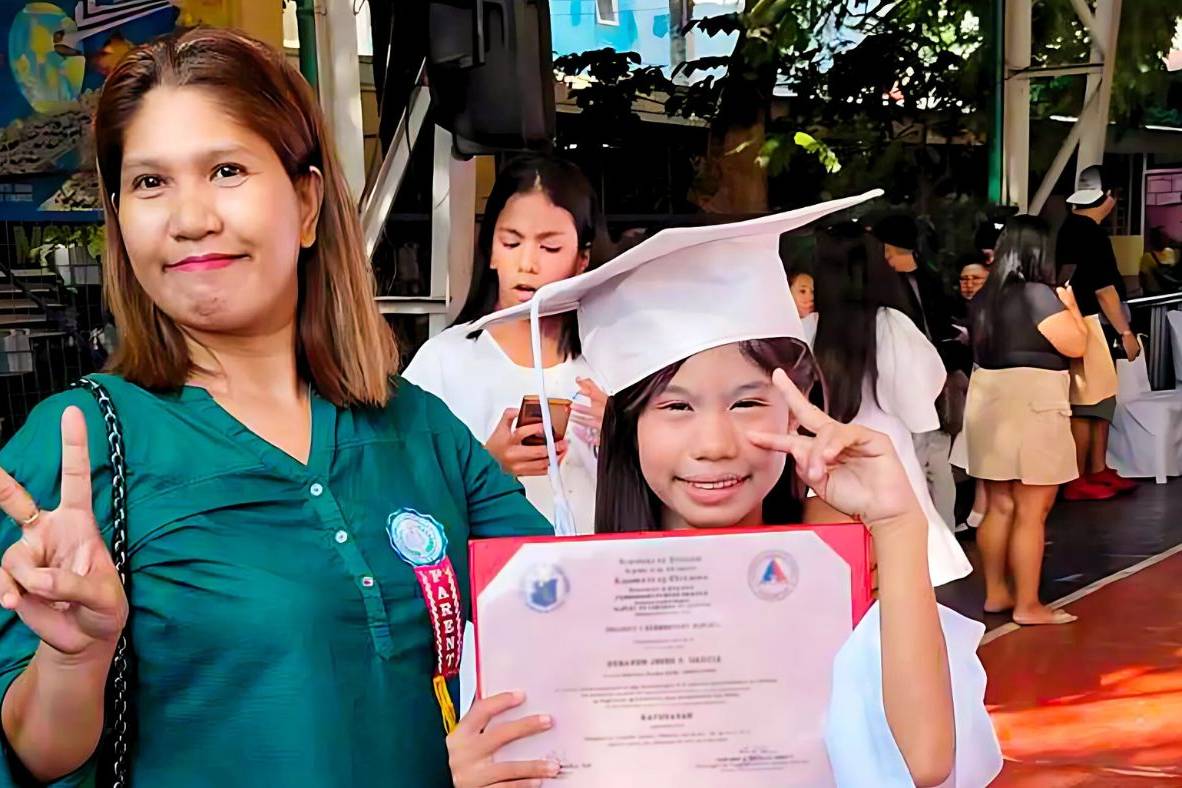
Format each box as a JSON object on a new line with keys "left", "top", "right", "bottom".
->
{"left": 812, "top": 224, "right": 971, "bottom": 587}
{"left": 405, "top": 154, "right": 609, "bottom": 534}
{"left": 965, "top": 215, "right": 1088, "bottom": 625}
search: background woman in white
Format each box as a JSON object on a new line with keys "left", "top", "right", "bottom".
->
{"left": 405, "top": 154, "right": 608, "bottom": 534}
{"left": 812, "top": 223, "right": 972, "bottom": 587}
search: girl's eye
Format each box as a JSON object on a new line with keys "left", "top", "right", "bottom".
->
{"left": 500, "top": 241, "right": 520, "bottom": 249}
{"left": 213, "top": 163, "right": 246, "bottom": 182}
{"left": 733, "top": 399, "right": 767, "bottom": 410}
{"left": 132, "top": 174, "right": 164, "bottom": 191}
{"left": 658, "top": 402, "right": 692, "bottom": 412}
{"left": 542, "top": 246, "right": 562, "bottom": 254}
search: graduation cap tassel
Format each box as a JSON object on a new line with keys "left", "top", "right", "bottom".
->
{"left": 433, "top": 675, "right": 459, "bottom": 734}
{"left": 530, "top": 298, "right": 576, "bottom": 536}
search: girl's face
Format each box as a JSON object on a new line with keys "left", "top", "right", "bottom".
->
{"left": 636, "top": 344, "right": 789, "bottom": 531}
{"left": 490, "top": 189, "right": 588, "bottom": 309}
{"left": 116, "top": 86, "right": 322, "bottom": 338}
{"left": 790, "top": 273, "right": 814, "bottom": 317}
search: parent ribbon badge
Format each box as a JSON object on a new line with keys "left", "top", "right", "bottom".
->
{"left": 387, "top": 509, "right": 463, "bottom": 733}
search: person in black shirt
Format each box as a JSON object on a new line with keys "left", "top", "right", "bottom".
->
{"left": 1055, "top": 165, "right": 1140, "bottom": 500}
{"left": 965, "top": 216, "right": 1089, "bottom": 625}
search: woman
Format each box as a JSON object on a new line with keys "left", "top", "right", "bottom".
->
{"left": 966, "top": 216, "right": 1088, "bottom": 625}
{"left": 0, "top": 30, "right": 550, "bottom": 786}
{"left": 812, "top": 224, "right": 971, "bottom": 587}
{"left": 404, "top": 154, "right": 608, "bottom": 534}
{"left": 446, "top": 201, "right": 1002, "bottom": 787}
{"left": 790, "top": 270, "right": 818, "bottom": 344}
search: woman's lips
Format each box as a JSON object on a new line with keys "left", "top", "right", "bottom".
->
{"left": 165, "top": 254, "right": 245, "bottom": 273}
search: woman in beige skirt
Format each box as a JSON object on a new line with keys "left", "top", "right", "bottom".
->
{"left": 965, "top": 216, "right": 1088, "bottom": 626}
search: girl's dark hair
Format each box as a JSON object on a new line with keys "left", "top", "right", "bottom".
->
{"left": 788, "top": 269, "right": 811, "bottom": 285}
{"left": 594, "top": 338, "right": 822, "bottom": 534}
{"left": 972, "top": 215, "right": 1055, "bottom": 356}
{"left": 812, "top": 223, "right": 910, "bottom": 423}
{"left": 453, "top": 153, "right": 605, "bottom": 358}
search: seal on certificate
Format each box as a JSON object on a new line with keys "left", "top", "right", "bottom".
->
{"left": 386, "top": 509, "right": 448, "bottom": 566}
{"left": 521, "top": 564, "right": 570, "bottom": 613}
{"left": 748, "top": 550, "right": 798, "bottom": 601}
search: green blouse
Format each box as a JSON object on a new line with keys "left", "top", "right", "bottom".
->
{"left": 0, "top": 374, "right": 552, "bottom": 786}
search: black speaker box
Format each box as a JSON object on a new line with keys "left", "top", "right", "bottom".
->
{"left": 426, "top": 0, "right": 555, "bottom": 156}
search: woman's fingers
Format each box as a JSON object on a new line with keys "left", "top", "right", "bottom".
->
{"left": 478, "top": 758, "right": 560, "bottom": 786}
{"left": 511, "top": 423, "right": 547, "bottom": 445}
{"left": 57, "top": 407, "right": 92, "bottom": 513}
{"left": 771, "top": 369, "right": 830, "bottom": 434}
{"left": 454, "top": 692, "right": 527, "bottom": 737}
{"left": 0, "top": 467, "right": 38, "bottom": 529}
{"left": 0, "top": 567, "right": 21, "bottom": 610}
{"left": 484, "top": 713, "right": 554, "bottom": 753}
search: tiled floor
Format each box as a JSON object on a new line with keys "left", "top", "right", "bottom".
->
{"left": 981, "top": 550, "right": 1182, "bottom": 785}
{"left": 938, "top": 478, "right": 1182, "bottom": 629}
{"left": 935, "top": 478, "right": 1182, "bottom": 785}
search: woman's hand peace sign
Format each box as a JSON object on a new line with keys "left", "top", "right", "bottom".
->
{"left": 0, "top": 407, "right": 127, "bottom": 657}
{"left": 749, "top": 369, "right": 922, "bottom": 530}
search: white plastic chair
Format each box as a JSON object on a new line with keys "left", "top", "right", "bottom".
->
{"left": 1168, "top": 310, "right": 1182, "bottom": 387}
{"left": 1107, "top": 339, "right": 1182, "bottom": 484}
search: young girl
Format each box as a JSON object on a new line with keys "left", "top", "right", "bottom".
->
{"left": 812, "top": 223, "right": 972, "bottom": 587}
{"left": 448, "top": 197, "right": 1002, "bottom": 787}
{"left": 404, "top": 155, "right": 609, "bottom": 535}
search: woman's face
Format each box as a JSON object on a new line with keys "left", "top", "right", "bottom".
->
{"left": 490, "top": 189, "right": 588, "bottom": 309}
{"left": 116, "top": 86, "right": 322, "bottom": 337}
{"left": 790, "top": 273, "right": 814, "bottom": 317}
{"left": 636, "top": 344, "right": 789, "bottom": 531}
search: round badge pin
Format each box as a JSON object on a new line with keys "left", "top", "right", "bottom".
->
{"left": 386, "top": 509, "right": 448, "bottom": 566}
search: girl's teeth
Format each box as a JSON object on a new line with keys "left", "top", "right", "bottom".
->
{"left": 690, "top": 479, "right": 739, "bottom": 489}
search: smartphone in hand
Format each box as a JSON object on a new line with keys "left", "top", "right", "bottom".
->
{"left": 516, "top": 396, "right": 572, "bottom": 446}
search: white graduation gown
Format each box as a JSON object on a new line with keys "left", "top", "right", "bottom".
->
{"left": 403, "top": 323, "right": 598, "bottom": 534}
{"left": 826, "top": 603, "right": 1003, "bottom": 787}
{"left": 853, "top": 308, "right": 972, "bottom": 587}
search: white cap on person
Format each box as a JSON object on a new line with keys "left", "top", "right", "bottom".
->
{"left": 1067, "top": 164, "right": 1106, "bottom": 206}
{"left": 473, "top": 189, "right": 883, "bottom": 395}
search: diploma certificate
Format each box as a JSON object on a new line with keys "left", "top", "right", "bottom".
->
{"left": 470, "top": 525, "right": 872, "bottom": 787}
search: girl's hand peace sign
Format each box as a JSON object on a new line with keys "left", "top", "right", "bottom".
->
{"left": 749, "top": 369, "right": 922, "bottom": 531}
{"left": 0, "top": 407, "right": 127, "bottom": 656}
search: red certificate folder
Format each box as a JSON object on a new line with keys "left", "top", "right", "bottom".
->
{"left": 470, "top": 523, "right": 872, "bottom": 699}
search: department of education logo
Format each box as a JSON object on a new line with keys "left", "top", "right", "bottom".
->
{"left": 386, "top": 509, "right": 448, "bottom": 567}
{"left": 748, "top": 551, "right": 798, "bottom": 601}
{"left": 521, "top": 564, "right": 571, "bottom": 613}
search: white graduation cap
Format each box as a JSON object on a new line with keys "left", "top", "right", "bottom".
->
{"left": 472, "top": 189, "right": 883, "bottom": 534}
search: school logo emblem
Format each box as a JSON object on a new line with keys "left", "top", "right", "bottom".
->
{"left": 748, "top": 551, "right": 798, "bottom": 601}
{"left": 521, "top": 564, "right": 571, "bottom": 613}
{"left": 386, "top": 509, "right": 448, "bottom": 566}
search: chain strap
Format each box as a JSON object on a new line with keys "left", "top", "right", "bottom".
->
{"left": 72, "top": 378, "right": 132, "bottom": 788}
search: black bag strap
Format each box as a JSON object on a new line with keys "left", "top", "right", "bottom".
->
{"left": 71, "top": 378, "right": 132, "bottom": 788}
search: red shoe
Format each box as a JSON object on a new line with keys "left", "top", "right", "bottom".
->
{"left": 1062, "top": 479, "right": 1118, "bottom": 501}
{"left": 1089, "top": 468, "right": 1138, "bottom": 494}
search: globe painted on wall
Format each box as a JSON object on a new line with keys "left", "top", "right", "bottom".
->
{"left": 8, "top": 3, "right": 86, "bottom": 113}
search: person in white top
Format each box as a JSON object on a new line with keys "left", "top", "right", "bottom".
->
{"left": 404, "top": 154, "right": 608, "bottom": 535}
{"left": 811, "top": 223, "right": 972, "bottom": 587}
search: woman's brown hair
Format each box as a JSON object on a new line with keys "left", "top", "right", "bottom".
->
{"left": 94, "top": 28, "right": 398, "bottom": 407}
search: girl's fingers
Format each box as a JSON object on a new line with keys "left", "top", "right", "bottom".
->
{"left": 770, "top": 369, "right": 830, "bottom": 434}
